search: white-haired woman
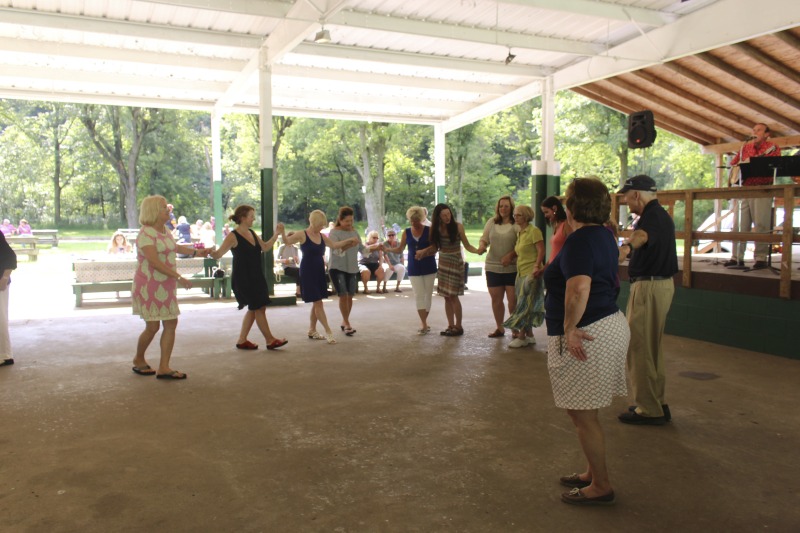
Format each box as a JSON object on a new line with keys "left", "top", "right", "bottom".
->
{"left": 359, "top": 230, "right": 386, "bottom": 294}
{"left": 383, "top": 206, "right": 438, "bottom": 334}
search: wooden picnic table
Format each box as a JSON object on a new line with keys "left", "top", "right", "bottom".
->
{"left": 31, "top": 229, "right": 58, "bottom": 247}
{"left": 7, "top": 235, "right": 39, "bottom": 261}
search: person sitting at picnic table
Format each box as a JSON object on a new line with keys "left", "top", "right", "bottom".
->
{"left": 16, "top": 219, "right": 32, "bottom": 235}
{"left": 0, "top": 219, "right": 16, "bottom": 236}
{"left": 175, "top": 216, "right": 192, "bottom": 243}
{"left": 108, "top": 232, "right": 133, "bottom": 255}
{"left": 277, "top": 233, "right": 302, "bottom": 299}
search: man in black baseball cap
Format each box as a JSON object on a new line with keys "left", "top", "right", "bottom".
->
{"left": 617, "top": 174, "right": 677, "bottom": 426}
{"left": 618, "top": 174, "right": 657, "bottom": 194}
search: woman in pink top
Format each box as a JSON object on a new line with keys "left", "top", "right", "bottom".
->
{"left": 540, "top": 196, "right": 572, "bottom": 264}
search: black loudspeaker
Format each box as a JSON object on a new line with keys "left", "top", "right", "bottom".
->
{"left": 628, "top": 110, "right": 656, "bottom": 149}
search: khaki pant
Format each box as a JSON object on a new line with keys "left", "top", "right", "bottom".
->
{"left": 735, "top": 196, "right": 771, "bottom": 262}
{"left": 626, "top": 279, "right": 674, "bottom": 417}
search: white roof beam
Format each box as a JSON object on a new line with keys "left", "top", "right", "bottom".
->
{"left": 274, "top": 65, "right": 512, "bottom": 95}
{"left": 331, "top": 11, "right": 603, "bottom": 56}
{"left": 274, "top": 91, "right": 473, "bottom": 112}
{"left": 291, "top": 43, "right": 550, "bottom": 77}
{"left": 1, "top": 65, "right": 230, "bottom": 93}
{"left": 0, "top": 88, "right": 218, "bottom": 111}
{"left": 215, "top": 0, "right": 350, "bottom": 110}
{"left": 499, "top": 0, "right": 677, "bottom": 27}
{"left": 441, "top": 80, "right": 543, "bottom": 133}
{"left": 0, "top": 7, "right": 263, "bottom": 49}
{"left": 0, "top": 37, "right": 246, "bottom": 72}
{"left": 142, "top": 0, "right": 290, "bottom": 18}
{"left": 229, "top": 105, "right": 444, "bottom": 125}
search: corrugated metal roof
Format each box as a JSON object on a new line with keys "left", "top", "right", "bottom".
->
{"left": 0, "top": 0, "right": 797, "bottom": 143}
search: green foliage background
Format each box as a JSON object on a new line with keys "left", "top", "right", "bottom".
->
{"left": 0, "top": 92, "right": 717, "bottom": 230}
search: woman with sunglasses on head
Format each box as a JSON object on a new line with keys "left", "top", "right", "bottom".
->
{"left": 381, "top": 229, "right": 406, "bottom": 293}
{"left": 383, "top": 206, "right": 437, "bottom": 334}
{"left": 503, "top": 204, "right": 545, "bottom": 348}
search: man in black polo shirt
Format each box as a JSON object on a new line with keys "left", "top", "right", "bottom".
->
{"left": 617, "top": 175, "right": 678, "bottom": 425}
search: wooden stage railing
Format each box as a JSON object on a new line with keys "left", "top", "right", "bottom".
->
{"left": 612, "top": 184, "right": 800, "bottom": 299}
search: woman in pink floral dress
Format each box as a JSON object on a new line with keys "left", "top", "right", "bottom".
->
{"left": 131, "top": 195, "right": 211, "bottom": 380}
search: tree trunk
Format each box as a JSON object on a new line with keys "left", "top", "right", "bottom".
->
{"left": 80, "top": 106, "right": 160, "bottom": 228}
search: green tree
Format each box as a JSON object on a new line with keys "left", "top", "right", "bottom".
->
{"left": 80, "top": 105, "right": 166, "bottom": 227}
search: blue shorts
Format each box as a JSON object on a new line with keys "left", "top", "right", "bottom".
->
{"left": 329, "top": 269, "right": 358, "bottom": 296}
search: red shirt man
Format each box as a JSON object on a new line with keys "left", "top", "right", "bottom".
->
{"left": 730, "top": 123, "right": 781, "bottom": 186}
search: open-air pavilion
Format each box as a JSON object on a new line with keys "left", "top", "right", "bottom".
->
{"left": 1, "top": 1, "right": 800, "bottom": 530}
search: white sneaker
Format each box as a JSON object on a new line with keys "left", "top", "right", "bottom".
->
{"left": 509, "top": 338, "right": 527, "bottom": 348}
{"left": 526, "top": 336, "right": 536, "bottom": 346}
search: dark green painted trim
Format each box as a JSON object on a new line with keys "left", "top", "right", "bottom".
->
{"left": 260, "top": 167, "right": 278, "bottom": 293}
{"left": 532, "top": 173, "right": 560, "bottom": 260}
{"left": 617, "top": 283, "right": 799, "bottom": 360}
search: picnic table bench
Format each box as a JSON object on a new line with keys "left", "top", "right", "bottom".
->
{"left": 31, "top": 229, "right": 58, "bottom": 247}
{"left": 7, "top": 235, "right": 39, "bottom": 261}
{"left": 72, "top": 257, "right": 231, "bottom": 307}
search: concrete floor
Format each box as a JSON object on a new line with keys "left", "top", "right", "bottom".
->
{"left": 2, "top": 279, "right": 800, "bottom": 532}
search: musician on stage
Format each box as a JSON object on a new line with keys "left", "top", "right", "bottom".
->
{"left": 723, "top": 123, "right": 781, "bottom": 270}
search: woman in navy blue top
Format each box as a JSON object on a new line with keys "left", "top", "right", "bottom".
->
{"left": 384, "top": 206, "right": 437, "bottom": 334}
{"left": 542, "top": 177, "right": 630, "bottom": 506}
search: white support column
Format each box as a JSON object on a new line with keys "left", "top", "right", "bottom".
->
{"left": 541, "top": 77, "right": 556, "bottom": 166}
{"left": 434, "top": 123, "right": 446, "bottom": 205}
{"left": 258, "top": 47, "right": 276, "bottom": 232}
{"left": 533, "top": 76, "right": 561, "bottom": 257}
{"left": 211, "top": 111, "right": 223, "bottom": 244}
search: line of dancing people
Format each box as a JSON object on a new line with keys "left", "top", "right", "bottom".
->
{"left": 121, "top": 194, "right": 577, "bottom": 381}
{"left": 2, "top": 176, "right": 677, "bottom": 506}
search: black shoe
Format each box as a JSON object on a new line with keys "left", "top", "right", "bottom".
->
{"left": 749, "top": 261, "right": 768, "bottom": 270}
{"left": 722, "top": 259, "right": 743, "bottom": 268}
{"left": 0, "top": 358, "right": 14, "bottom": 367}
{"left": 618, "top": 410, "right": 666, "bottom": 426}
{"left": 628, "top": 404, "right": 671, "bottom": 422}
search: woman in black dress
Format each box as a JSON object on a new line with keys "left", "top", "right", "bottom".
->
{"left": 210, "top": 205, "right": 287, "bottom": 351}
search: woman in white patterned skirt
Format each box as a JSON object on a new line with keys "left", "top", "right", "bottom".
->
{"left": 542, "top": 177, "right": 630, "bottom": 506}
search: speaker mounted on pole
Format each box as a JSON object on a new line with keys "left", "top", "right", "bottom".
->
{"left": 628, "top": 110, "right": 656, "bottom": 149}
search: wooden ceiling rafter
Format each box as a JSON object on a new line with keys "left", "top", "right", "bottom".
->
{"left": 730, "top": 41, "right": 800, "bottom": 87}
{"left": 628, "top": 69, "right": 752, "bottom": 137}
{"left": 696, "top": 52, "right": 800, "bottom": 112}
{"left": 573, "top": 85, "right": 715, "bottom": 145}
{"left": 604, "top": 76, "right": 741, "bottom": 140}
{"left": 661, "top": 61, "right": 800, "bottom": 135}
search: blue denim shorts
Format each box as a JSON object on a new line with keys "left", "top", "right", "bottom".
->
{"left": 329, "top": 269, "right": 358, "bottom": 296}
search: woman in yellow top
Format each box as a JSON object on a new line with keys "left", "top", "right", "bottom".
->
{"left": 504, "top": 204, "right": 545, "bottom": 348}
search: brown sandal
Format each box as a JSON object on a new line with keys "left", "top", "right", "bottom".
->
{"left": 488, "top": 329, "right": 505, "bottom": 338}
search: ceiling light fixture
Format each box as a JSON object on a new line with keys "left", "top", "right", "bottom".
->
{"left": 314, "top": 28, "right": 331, "bottom": 44}
{"left": 504, "top": 50, "right": 516, "bottom": 65}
